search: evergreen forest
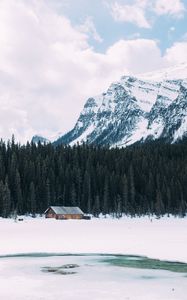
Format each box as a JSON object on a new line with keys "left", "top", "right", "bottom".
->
{"left": 0, "top": 137, "right": 187, "bottom": 218}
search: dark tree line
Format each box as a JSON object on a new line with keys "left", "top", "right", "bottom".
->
{"left": 0, "top": 137, "right": 187, "bottom": 218}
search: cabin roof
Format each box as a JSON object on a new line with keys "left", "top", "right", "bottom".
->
{"left": 45, "top": 206, "right": 84, "bottom": 215}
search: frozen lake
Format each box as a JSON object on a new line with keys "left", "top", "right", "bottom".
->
{"left": 0, "top": 254, "right": 187, "bottom": 300}
{"left": 1, "top": 216, "right": 187, "bottom": 299}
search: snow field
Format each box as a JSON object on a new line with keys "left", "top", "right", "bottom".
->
{"left": 0, "top": 216, "right": 187, "bottom": 262}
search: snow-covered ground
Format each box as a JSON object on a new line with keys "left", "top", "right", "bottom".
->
{"left": 0, "top": 215, "right": 187, "bottom": 262}
{"left": 1, "top": 216, "right": 187, "bottom": 300}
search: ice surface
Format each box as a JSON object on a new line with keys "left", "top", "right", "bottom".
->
{"left": 0, "top": 255, "right": 186, "bottom": 300}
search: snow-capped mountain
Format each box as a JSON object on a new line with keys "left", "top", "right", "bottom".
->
{"left": 53, "top": 63, "right": 187, "bottom": 147}
{"left": 32, "top": 132, "right": 64, "bottom": 145}
{"left": 32, "top": 135, "right": 50, "bottom": 144}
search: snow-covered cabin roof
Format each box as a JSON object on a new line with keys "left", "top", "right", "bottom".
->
{"left": 45, "top": 206, "right": 84, "bottom": 215}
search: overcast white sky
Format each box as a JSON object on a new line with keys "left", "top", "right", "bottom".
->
{"left": 0, "top": 0, "right": 187, "bottom": 142}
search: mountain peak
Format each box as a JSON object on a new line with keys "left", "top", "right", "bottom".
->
{"left": 53, "top": 63, "right": 187, "bottom": 147}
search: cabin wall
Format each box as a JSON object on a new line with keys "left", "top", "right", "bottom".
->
{"left": 45, "top": 208, "right": 56, "bottom": 218}
{"left": 46, "top": 213, "right": 56, "bottom": 218}
{"left": 56, "top": 214, "right": 83, "bottom": 220}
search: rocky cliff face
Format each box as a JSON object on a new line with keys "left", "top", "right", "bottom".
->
{"left": 54, "top": 65, "right": 187, "bottom": 147}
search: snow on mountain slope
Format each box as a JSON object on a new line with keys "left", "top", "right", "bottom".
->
{"left": 31, "top": 63, "right": 184, "bottom": 147}
{"left": 54, "top": 63, "right": 187, "bottom": 147}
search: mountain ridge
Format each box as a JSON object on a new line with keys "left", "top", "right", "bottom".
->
{"left": 33, "top": 63, "right": 187, "bottom": 147}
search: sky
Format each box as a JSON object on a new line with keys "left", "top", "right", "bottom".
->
{"left": 0, "top": 0, "right": 187, "bottom": 143}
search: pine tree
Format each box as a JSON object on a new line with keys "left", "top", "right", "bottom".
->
{"left": 178, "top": 191, "right": 186, "bottom": 217}
{"left": 45, "top": 178, "right": 51, "bottom": 208}
{"left": 87, "top": 177, "right": 92, "bottom": 214}
{"left": 0, "top": 181, "right": 4, "bottom": 216}
{"left": 29, "top": 182, "right": 36, "bottom": 217}
{"left": 103, "top": 178, "right": 109, "bottom": 215}
{"left": 122, "top": 174, "right": 128, "bottom": 215}
{"left": 93, "top": 194, "right": 100, "bottom": 217}
{"left": 115, "top": 194, "right": 122, "bottom": 218}
{"left": 0, "top": 180, "right": 11, "bottom": 218}
{"left": 129, "top": 165, "right": 135, "bottom": 215}
{"left": 15, "top": 170, "right": 23, "bottom": 214}
{"left": 155, "top": 188, "right": 165, "bottom": 217}
{"left": 71, "top": 183, "right": 77, "bottom": 206}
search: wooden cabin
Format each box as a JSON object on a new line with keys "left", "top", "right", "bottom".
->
{"left": 44, "top": 206, "right": 84, "bottom": 220}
